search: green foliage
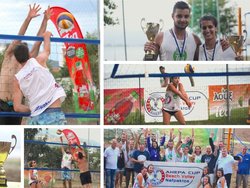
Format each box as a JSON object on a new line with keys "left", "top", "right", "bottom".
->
{"left": 104, "top": 0, "right": 119, "bottom": 26}
{"left": 188, "top": 0, "right": 237, "bottom": 36}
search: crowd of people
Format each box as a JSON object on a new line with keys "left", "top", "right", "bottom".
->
{"left": 104, "top": 129, "right": 250, "bottom": 188}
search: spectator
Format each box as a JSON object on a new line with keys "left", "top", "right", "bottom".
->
{"left": 115, "top": 143, "right": 125, "bottom": 188}
{"left": 133, "top": 166, "right": 150, "bottom": 188}
{"left": 104, "top": 139, "right": 120, "bottom": 188}
{"left": 217, "top": 147, "right": 236, "bottom": 188}
{"left": 236, "top": 146, "right": 250, "bottom": 188}
{"left": 216, "top": 168, "right": 228, "bottom": 188}
{"left": 197, "top": 167, "right": 210, "bottom": 188}
{"left": 202, "top": 175, "right": 212, "bottom": 188}
{"left": 193, "top": 146, "right": 202, "bottom": 163}
{"left": 201, "top": 146, "right": 219, "bottom": 186}
{"left": 132, "top": 143, "right": 150, "bottom": 176}
{"left": 125, "top": 140, "right": 135, "bottom": 188}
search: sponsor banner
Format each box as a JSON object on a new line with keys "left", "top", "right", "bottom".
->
{"left": 62, "top": 129, "right": 82, "bottom": 158}
{"left": 144, "top": 161, "right": 206, "bottom": 188}
{"left": 104, "top": 88, "right": 144, "bottom": 124}
{"left": 209, "top": 84, "right": 250, "bottom": 117}
{"left": 144, "top": 87, "right": 208, "bottom": 122}
{"left": 50, "top": 7, "right": 95, "bottom": 111}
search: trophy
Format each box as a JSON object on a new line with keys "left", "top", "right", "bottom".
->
{"left": 0, "top": 135, "right": 17, "bottom": 187}
{"left": 141, "top": 18, "right": 164, "bottom": 61}
{"left": 228, "top": 30, "right": 247, "bottom": 56}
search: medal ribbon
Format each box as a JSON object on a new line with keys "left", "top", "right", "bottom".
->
{"left": 203, "top": 40, "right": 218, "bottom": 61}
{"left": 171, "top": 29, "right": 187, "bottom": 58}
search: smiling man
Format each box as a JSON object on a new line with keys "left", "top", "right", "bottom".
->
{"left": 144, "top": 1, "right": 201, "bottom": 61}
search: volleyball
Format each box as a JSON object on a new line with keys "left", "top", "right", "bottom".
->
{"left": 56, "top": 129, "right": 62, "bottom": 135}
{"left": 184, "top": 64, "right": 194, "bottom": 73}
{"left": 56, "top": 12, "right": 74, "bottom": 30}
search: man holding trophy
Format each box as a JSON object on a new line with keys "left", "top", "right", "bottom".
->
{"left": 143, "top": 1, "right": 201, "bottom": 61}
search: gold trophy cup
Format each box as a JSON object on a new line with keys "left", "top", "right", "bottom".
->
{"left": 228, "top": 30, "right": 247, "bottom": 56}
{"left": 141, "top": 18, "right": 164, "bottom": 61}
{"left": 0, "top": 135, "right": 17, "bottom": 187}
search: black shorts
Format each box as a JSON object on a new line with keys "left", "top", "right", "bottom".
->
{"left": 162, "top": 109, "right": 178, "bottom": 116}
{"left": 80, "top": 171, "right": 92, "bottom": 185}
{"left": 0, "top": 100, "right": 22, "bottom": 125}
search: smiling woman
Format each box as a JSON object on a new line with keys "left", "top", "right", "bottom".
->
{"left": 198, "top": 15, "right": 238, "bottom": 61}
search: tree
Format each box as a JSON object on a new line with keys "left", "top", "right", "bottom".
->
{"left": 104, "top": 0, "right": 119, "bottom": 26}
{"left": 187, "top": 0, "right": 237, "bottom": 36}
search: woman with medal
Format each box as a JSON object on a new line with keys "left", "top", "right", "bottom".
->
{"left": 144, "top": 1, "right": 201, "bottom": 61}
{"left": 199, "top": 15, "right": 241, "bottom": 61}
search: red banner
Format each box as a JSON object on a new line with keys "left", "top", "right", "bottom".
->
{"left": 50, "top": 6, "right": 94, "bottom": 111}
{"left": 104, "top": 88, "right": 144, "bottom": 124}
{"left": 62, "top": 129, "right": 82, "bottom": 158}
{"left": 209, "top": 84, "right": 250, "bottom": 117}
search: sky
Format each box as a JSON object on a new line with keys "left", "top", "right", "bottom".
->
{"left": 0, "top": 0, "right": 98, "bottom": 37}
{"left": 35, "top": 128, "right": 100, "bottom": 146}
{"left": 0, "top": 0, "right": 98, "bottom": 62}
{"left": 104, "top": 0, "right": 250, "bottom": 47}
{"left": 0, "top": 127, "right": 22, "bottom": 159}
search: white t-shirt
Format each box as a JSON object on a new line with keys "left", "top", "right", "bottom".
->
{"left": 217, "top": 177, "right": 228, "bottom": 188}
{"left": 163, "top": 84, "right": 181, "bottom": 111}
{"left": 194, "top": 154, "right": 202, "bottom": 163}
{"left": 15, "top": 58, "right": 66, "bottom": 116}
{"left": 199, "top": 41, "right": 236, "bottom": 61}
{"left": 104, "top": 146, "right": 120, "bottom": 169}
{"left": 61, "top": 151, "right": 72, "bottom": 169}
{"left": 28, "top": 169, "right": 38, "bottom": 185}
{"left": 165, "top": 148, "right": 177, "bottom": 162}
{"left": 160, "top": 29, "right": 197, "bottom": 61}
{"left": 217, "top": 154, "right": 235, "bottom": 174}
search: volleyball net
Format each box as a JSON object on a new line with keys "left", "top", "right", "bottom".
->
{"left": 0, "top": 34, "right": 100, "bottom": 125}
{"left": 104, "top": 64, "right": 250, "bottom": 125}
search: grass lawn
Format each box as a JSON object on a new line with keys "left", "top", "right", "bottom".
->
{"left": 104, "top": 107, "right": 248, "bottom": 125}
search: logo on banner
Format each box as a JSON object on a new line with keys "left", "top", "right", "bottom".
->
{"left": 145, "top": 92, "right": 165, "bottom": 117}
{"left": 213, "top": 88, "right": 233, "bottom": 101}
{"left": 150, "top": 167, "right": 165, "bottom": 186}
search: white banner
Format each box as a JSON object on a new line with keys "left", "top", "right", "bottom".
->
{"left": 144, "top": 87, "right": 208, "bottom": 122}
{"left": 144, "top": 161, "right": 207, "bottom": 187}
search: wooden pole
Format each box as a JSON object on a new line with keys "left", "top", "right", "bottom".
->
{"left": 238, "top": 8, "right": 242, "bottom": 36}
{"left": 227, "top": 128, "right": 232, "bottom": 152}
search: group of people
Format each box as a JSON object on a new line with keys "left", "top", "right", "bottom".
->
{"left": 104, "top": 129, "right": 250, "bottom": 188}
{"left": 28, "top": 136, "right": 92, "bottom": 188}
{"left": 144, "top": 1, "right": 242, "bottom": 61}
{"left": 0, "top": 3, "right": 66, "bottom": 125}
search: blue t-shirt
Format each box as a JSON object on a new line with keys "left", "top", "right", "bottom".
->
{"left": 237, "top": 152, "right": 250, "bottom": 174}
{"left": 132, "top": 150, "right": 150, "bottom": 173}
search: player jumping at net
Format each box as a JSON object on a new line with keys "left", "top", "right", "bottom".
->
{"left": 162, "top": 77, "right": 192, "bottom": 125}
{"left": 73, "top": 144, "right": 92, "bottom": 188}
{"left": 13, "top": 31, "right": 67, "bottom": 125}
{"left": 60, "top": 136, "right": 73, "bottom": 188}
{"left": 0, "top": 4, "right": 52, "bottom": 125}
